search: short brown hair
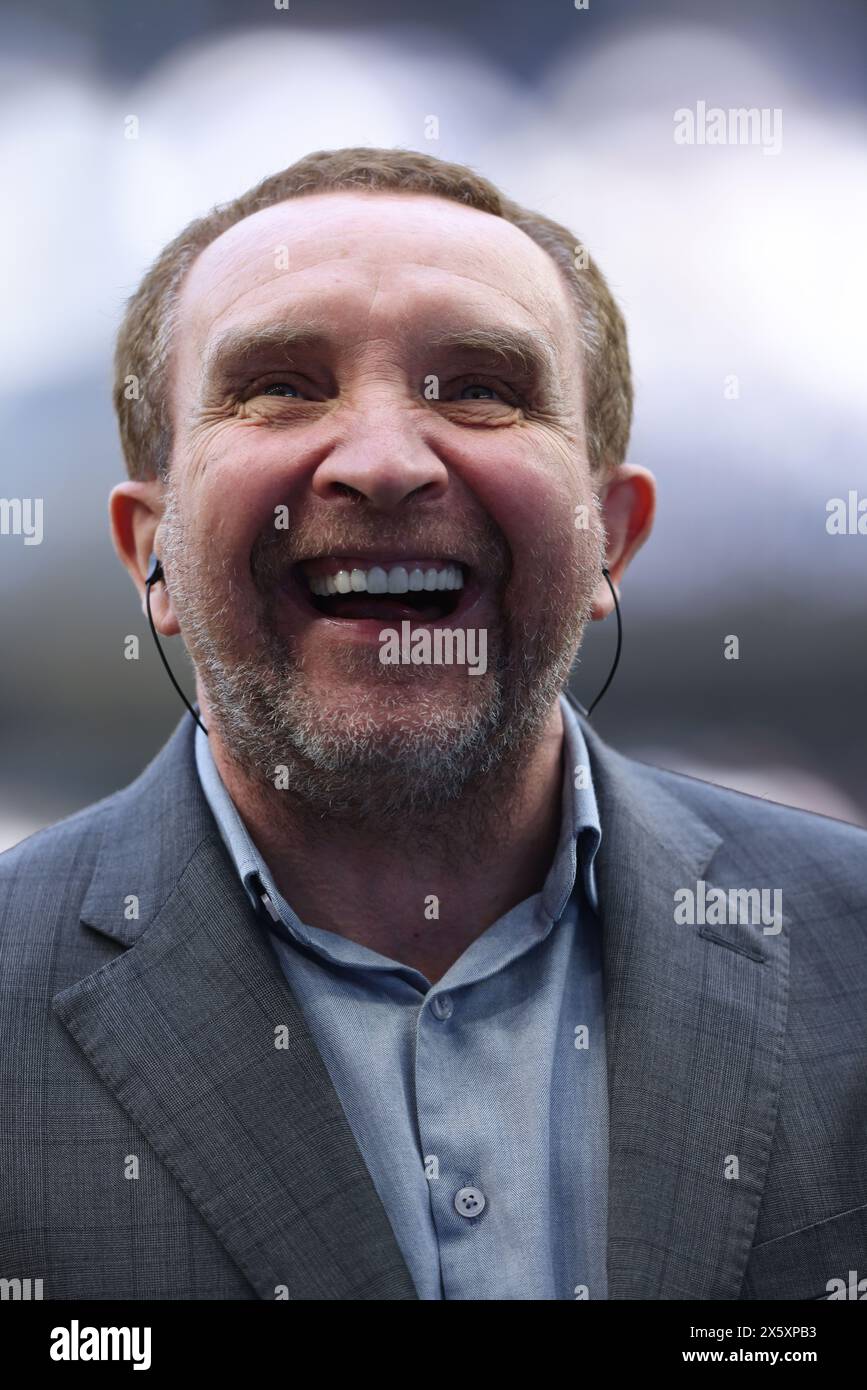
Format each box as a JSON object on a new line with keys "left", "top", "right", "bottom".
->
{"left": 113, "top": 146, "right": 632, "bottom": 482}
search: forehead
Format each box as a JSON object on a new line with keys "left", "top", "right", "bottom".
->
{"left": 176, "top": 190, "right": 578, "bottom": 362}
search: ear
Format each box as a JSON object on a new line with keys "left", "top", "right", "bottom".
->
{"left": 589, "top": 463, "right": 656, "bottom": 621}
{"left": 108, "top": 480, "right": 181, "bottom": 636}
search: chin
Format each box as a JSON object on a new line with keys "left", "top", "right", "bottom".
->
{"left": 302, "top": 675, "right": 491, "bottom": 728}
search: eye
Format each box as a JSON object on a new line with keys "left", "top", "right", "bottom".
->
{"left": 457, "top": 383, "right": 502, "bottom": 401}
{"left": 260, "top": 382, "right": 303, "bottom": 398}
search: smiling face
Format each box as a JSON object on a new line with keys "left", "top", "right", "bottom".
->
{"left": 156, "top": 191, "right": 606, "bottom": 817}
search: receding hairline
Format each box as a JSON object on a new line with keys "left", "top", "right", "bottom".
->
{"left": 174, "top": 188, "right": 582, "bottom": 416}
{"left": 175, "top": 187, "right": 580, "bottom": 346}
{"left": 113, "top": 146, "right": 633, "bottom": 482}
{"left": 183, "top": 184, "right": 570, "bottom": 281}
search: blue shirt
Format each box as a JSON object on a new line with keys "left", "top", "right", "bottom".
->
{"left": 195, "top": 693, "right": 607, "bottom": 1300}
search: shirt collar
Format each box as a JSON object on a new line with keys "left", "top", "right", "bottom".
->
{"left": 195, "top": 691, "right": 601, "bottom": 928}
{"left": 194, "top": 715, "right": 282, "bottom": 922}
{"left": 543, "top": 693, "right": 601, "bottom": 920}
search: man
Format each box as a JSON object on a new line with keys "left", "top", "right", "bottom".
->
{"left": 1, "top": 148, "right": 865, "bottom": 1301}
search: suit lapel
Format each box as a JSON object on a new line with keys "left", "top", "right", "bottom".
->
{"left": 578, "top": 708, "right": 790, "bottom": 1298}
{"left": 53, "top": 701, "right": 790, "bottom": 1301}
{"left": 52, "top": 713, "right": 417, "bottom": 1301}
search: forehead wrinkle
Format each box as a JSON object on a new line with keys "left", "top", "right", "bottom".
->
{"left": 414, "top": 262, "right": 563, "bottom": 318}
{"left": 391, "top": 265, "right": 581, "bottom": 391}
{"left": 187, "top": 248, "right": 578, "bottom": 399}
{"left": 188, "top": 234, "right": 569, "bottom": 335}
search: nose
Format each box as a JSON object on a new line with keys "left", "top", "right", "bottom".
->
{"left": 311, "top": 401, "right": 449, "bottom": 511}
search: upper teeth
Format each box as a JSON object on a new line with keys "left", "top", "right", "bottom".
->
{"left": 308, "top": 563, "right": 464, "bottom": 597}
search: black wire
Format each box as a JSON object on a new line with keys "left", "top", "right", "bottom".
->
{"left": 586, "top": 566, "right": 622, "bottom": 718}
{"left": 145, "top": 574, "right": 209, "bottom": 736}
{"left": 145, "top": 562, "right": 618, "bottom": 733}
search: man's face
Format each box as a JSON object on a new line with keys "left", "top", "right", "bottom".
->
{"left": 159, "top": 191, "right": 605, "bottom": 818}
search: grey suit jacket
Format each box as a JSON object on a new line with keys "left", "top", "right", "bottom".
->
{"left": 1, "top": 695, "right": 866, "bottom": 1300}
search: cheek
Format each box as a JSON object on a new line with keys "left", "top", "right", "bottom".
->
{"left": 455, "top": 430, "right": 591, "bottom": 577}
{"left": 183, "top": 421, "right": 304, "bottom": 563}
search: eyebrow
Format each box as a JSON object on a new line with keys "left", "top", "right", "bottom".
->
{"left": 200, "top": 318, "right": 564, "bottom": 401}
{"left": 201, "top": 320, "right": 331, "bottom": 388}
{"left": 425, "top": 325, "right": 562, "bottom": 391}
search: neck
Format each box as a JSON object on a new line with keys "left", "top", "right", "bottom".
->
{"left": 206, "top": 698, "right": 567, "bottom": 983}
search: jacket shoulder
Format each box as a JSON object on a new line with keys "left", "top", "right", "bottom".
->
{"left": 0, "top": 787, "right": 120, "bottom": 880}
{"left": 0, "top": 715, "right": 193, "bottom": 918}
{"left": 618, "top": 745, "right": 867, "bottom": 855}
{"left": 615, "top": 751, "right": 867, "bottom": 951}
{"left": 0, "top": 790, "right": 126, "bottom": 950}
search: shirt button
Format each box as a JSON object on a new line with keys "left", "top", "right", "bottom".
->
{"left": 430, "top": 993, "right": 453, "bottom": 1020}
{"left": 454, "top": 1186, "right": 486, "bottom": 1218}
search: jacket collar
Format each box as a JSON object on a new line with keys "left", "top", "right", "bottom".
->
{"left": 571, "top": 692, "right": 789, "bottom": 1298}
{"left": 59, "top": 711, "right": 418, "bottom": 1300}
{"left": 57, "top": 699, "right": 788, "bottom": 1299}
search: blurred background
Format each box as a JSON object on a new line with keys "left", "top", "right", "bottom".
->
{"left": 1, "top": 0, "right": 866, "bottom": 849}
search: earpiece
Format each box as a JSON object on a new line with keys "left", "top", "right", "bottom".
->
{"left": 145, "top": 553, "right": 164, "bottom": 587}
{"left": 586, "top": 566, "right": 622, "bottom": 717}
{"left": 144, "top": 552, "right": 209, "bottom": 735}
{"left": 142, "top": 556, "right": 618, "bottom": 735}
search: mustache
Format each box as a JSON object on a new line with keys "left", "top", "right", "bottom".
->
{"left": 251, "top": 511, "right": 512, "bottom": 590}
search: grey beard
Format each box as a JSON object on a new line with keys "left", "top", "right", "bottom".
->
{"left": 181, "top": 615, "right": 583, "bottom": 829}
{"left": 160, "top": 489, "right": 599, "bottom": 831}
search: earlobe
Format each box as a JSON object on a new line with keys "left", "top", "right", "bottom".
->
{"left": 589, "top": 570, "right": 620, "bottom": 622}
{"left": 141, "top": 552, "right": 182, "bottom": 637}
{"left": 594, "top": 464, "right": 656, "bottom": 606}
{"left": 107, "top": 481, "right": 181, "bottom": 633}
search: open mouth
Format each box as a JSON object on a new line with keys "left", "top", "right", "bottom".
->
{"left": 290, "top": 558, "right": 470, "bottom": 624}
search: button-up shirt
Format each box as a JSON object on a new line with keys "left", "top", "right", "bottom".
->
{"left": 195, "top": 692, "right": 607, "bottom": 1300}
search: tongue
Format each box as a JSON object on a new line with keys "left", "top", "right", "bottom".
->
{"left": 323, "top": 595, "right": 445, "bottom": 622}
